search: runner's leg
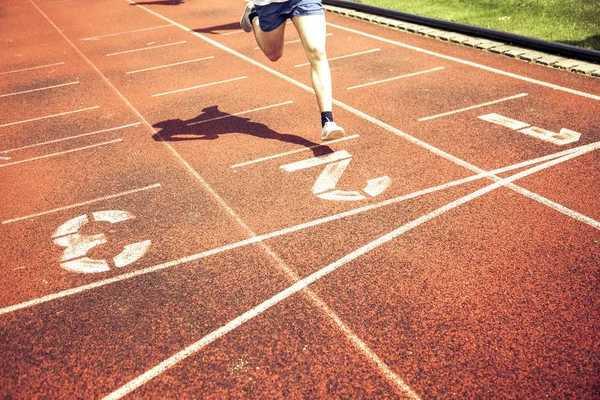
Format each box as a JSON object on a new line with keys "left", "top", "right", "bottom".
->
{"left": 253, "top": 17, "right": 287, "bottom": 62}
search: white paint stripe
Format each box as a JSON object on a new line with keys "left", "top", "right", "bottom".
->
{"left": 2, "top": 183, "right": 160, "bottom": 224}
{"left": 221, "top": 30, "right": 245, "bottom": 36}
{"left": 1, "top": 123, "right": 141, "bottom": 154}
{"left": 255, "top": 34, "right": 333, "bottom": 50}
{"left": 295, "top": 48, "right": 380, "bottom": 67}
{"left": 419, "top": 93, "right": 529, "bottom": 121}
{"left": 0, "top": 81, "right": 79, "bottom": 98}
{"left": 103, "top": 146, "right": 594, "bottom": 400}
{"left": 2, "top": 143, "right": 587, "bottom": 313}
{"left": 82, "top": 24, "right": 173, "bottom": 40}
{"left": 347, "top": 67, "right": 444, "bottom": 90}
{"left": 0, "top": 139, "right": 123, "bottom": 168}
{"left": 232, "top": 134, "right": 359, "bottom": 168}
{"left": 478, "top": 113, "right": 530, "bottom": 130}
{"left": 281, "top": 150, "right": 352, "bottom": 172}
{"left": 126, "top": 56, "right": 214, "bottom": 74}
{"left": 187, "top": 100, "right": 293, "bottom": 126}
{"left": 125, "top": 0, "right": 600, "bottom": 231}
{"left": 0, "top": 106, "right": 99, "bottom": 128}
{"left": 151, "top": 76, "right": 246, "bottom": 97}
{"left": 106, "top": 41, "right": 186, "bottom": 57}
{"left": 0, "top": 62, "right": 65, "bottom": 75}
{"left": 327, "top": 22, "right": 600, "bottom": 102}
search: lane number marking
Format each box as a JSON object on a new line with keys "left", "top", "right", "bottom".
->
{"left": 479, "top": 113, "right": 581, "bottom": 145}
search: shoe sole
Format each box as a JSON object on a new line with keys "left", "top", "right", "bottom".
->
{"left": 322, "top": 127, "right": 345, "bottom": 141}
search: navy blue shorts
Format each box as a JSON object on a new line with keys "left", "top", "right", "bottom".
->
{"left": 256, "top": 0, "right": 324, "bottom": 32}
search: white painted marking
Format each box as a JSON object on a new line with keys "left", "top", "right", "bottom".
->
{"left": 364, "top": 176, "right": 391, "bottom": 197}
{"left": 419, "top": 93, "right": 529, "bottom": 121}
{"left": 232, "top": 134, "right": 359, "bottom": 168}
{"left": 0, "top": 123, "right": 141, "bottom": 154}
{"left": 519, "top": 126, "right": 581, "bottom": 146}
{"left": 295, "top": 48, "right": 380, "bottom": 67}
{"left": 347, "top": 67, "right": 444, "bottom": 90}
{"left": 103, "top": 142, "right": 593, "bottom": 400}
{"left": 82, "top": 24, "right": 173, "bottom": 41}
{"left": 0, "top": 62, "right": 64, "bottom": 75}
{"left": 2, "top": 183, "right": 160, "bottom": 224}
{"left": 106, "top": 41, "right": 186, "bottom": 57}
{"left": 3, "top": 141, "right": 597, "bottom": 314}
{"left": 0, "top": 139, "right": 123, "bottom": 168}
{"left": 312, "top": 159, "right": 351, "bottom": 194}
{"left": 478, "top": 113, "right": 530, "bottom": 130}
{"left": 255, "top": 34, "right": 333, "bottom": 50}
{"left": 0, "top": 81, "right": 79, "bottom": 98}
{"left": 126, "top": 56, "right": 214, "bottom": 74}
{"left": 151, "top": 76, "right": 246, "bottom": 97}
{"left": 280, "top": 150, "right": 352, "bottom": 172}
{"left": 0, "top": 156, "right": 10, "bottom": 161}
{"left": 0, "top": 106, "right": 99, "bottom": 128}
{"left": 114, "top": 240, "right": 152, "bottom": 268}
{"left": 188, "top": 100, "right": 293, "bottom": 126}
{"left": 221, "top": 30, "right": 245, "bottom": 36}
{"left": 327, "top": 22, "right": 600, "bottom": 102}
{"left": 317, "top": 190, "right": 366, "bottom": 201}
{"left": 53, "top": 210, "right": 150, "bottom": 273}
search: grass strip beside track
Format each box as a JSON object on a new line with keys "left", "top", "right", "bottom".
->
{"left": 349, "top": 0, "right": 600, "bottom": 50}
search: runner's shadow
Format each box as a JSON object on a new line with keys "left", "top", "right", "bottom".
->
{"left": 152, "top": 106, "right": 334, "bottom": 157}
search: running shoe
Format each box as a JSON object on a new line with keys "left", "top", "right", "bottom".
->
{"left": 321, "top": 121, "right": 346, "bottom": 141}
{"left": 240, "top": 1, "right": 255, "bottom": 33}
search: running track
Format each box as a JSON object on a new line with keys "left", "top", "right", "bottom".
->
{"left": 1, "top": 0, "right": 599, "bottom": 398}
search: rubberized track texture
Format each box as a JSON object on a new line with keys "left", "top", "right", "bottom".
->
{"left": 1, "top": 0, "right": 599, "bottom": 398}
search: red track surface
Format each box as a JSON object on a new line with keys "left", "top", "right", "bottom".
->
{"left": 1, "top": 0, "right": 600, "bottom": 398}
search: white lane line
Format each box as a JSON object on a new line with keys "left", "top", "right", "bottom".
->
{"left": 0, "top": 81, "right": 79, "bottom": 98}
{"left": 2, "top": 183, "right": 160, "bottom": 224}
{"left": 232, "top": 134, "right": 360, "bottom": 168}
{"left": 221, "top": 30, "right": 245, "bottom": 36}
{"left": 103, "top": 145, "right": 595, "bottom": 400}
{"left": 419, "top": 93, "right": 529, "bottom": 121}
{"left": 0, "top": 106, "right": 100, "bottom": 128}
{"left": 82, "top": 24, "right": 173, "bottom": 41}
{"left": 255, "top": 33, "right": 333, "bottom": 50}
{"left": 281, "top": 150, "right": 352, "bottom": 172}
{"left": 0, "top": 62, "right": 65, "bottom": 75}
{"left": 151, "top": 76, "right": 246, "bottom": 97}
{"left": 106, "top": 41, "right": 186, "bottom": 57}
{"left": 295, "top": 48, "right": 381, "bottom": 67}
{"left": 126, "top": 56, "right": 214, "bottom": 74}
{"left": 0, "top": 123, "right": 141, "bottom": 154}
{"left": 0, "top": 139, "right": 123, "bottom": 168}
{"left": 3, "top": 142, "right": 591, "bottom": 314}
{"left": 187, "top": 100, "right": 293, "bottom": 126}
{"left": 128, "top": 1, "right": 600, "bottom": 232}
{"left": 327, "top": 22, "right": 600, "bottom": 102}
{"left": 347, "top": 67, "right": 445, "bottom": 90}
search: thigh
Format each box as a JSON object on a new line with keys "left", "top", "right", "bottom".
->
{"left": 292, "top": 13, "right": 327, "bottom": 54}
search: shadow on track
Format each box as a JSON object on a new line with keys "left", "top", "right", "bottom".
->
{"left": 152, "top": 106, "right": 333, "bottom": 157}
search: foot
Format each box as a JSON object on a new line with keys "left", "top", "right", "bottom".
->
{"left": 321, "top": 121, "right": 346, "bottom": 141}
{"left": 240, "top": 1, "right": 255, "bottom": 33}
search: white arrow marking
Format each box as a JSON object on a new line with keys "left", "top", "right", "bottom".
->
{"left": 519, "top": 127, "right": 581, "bottom": 146}
{"left": 364, "top": 176, "right": 391, "bottom": 197}
{"left": 281, "top": 150, "right": 352, "bottom": 172}
{"left": 61, "top": 257, "right": 110, "bottom": 274}
{"left": 312, "top": 159, "right": 352, "bottom": 194}
{"left": 317, "top": 190, "right": 366, "bottom": 201}
{"left": 114, "top": 240, "right": 152, "bottom": 268}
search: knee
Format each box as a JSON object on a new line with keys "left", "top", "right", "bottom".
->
{"left": 306, "top": 46, "right": 326, "bottom": 64}
{"left": 264, "top": 49, "right": 283, "bottom": 62}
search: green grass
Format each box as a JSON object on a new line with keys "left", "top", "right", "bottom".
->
{"left": 348, "top": 0, "right": 600, "bottom": 51}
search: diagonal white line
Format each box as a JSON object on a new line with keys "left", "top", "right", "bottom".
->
{"left": 126, "top": 56, "right": 214, "bottom": 74}
{"left": 295, "top": 48, "right": 380, "bottom": 67}
{"left": 418, "top": 93, "right": 529, "bottom": 121}
{"left": 0, "top": 106, "right": 99, "bottom": 128}
{"left": 347, "top": 67, "right": 444, "bottom": 90}
{"left": 0, "top": 139, "right": 123, "bottom": 168}
{"left": 0, "top": 62, "right": 65, "bottom": 75}
{"left": 106, "top": 41, "right": 186, "bottom": 57}
{"left": 151, "top": 76, "right": 246, "bottom": 97}
{"left": 103, "top": 143, "right": 597, "bottom": 400}
{"left": 187, "top": 100, "right": 293, "bottom": 126}
{"left": 2, "top": 184, "right": 161, "bottom": 224}
{"left": 82, "top": 24, "right": 173, "bottom": 40}
{"left": 0, "top": 81, "right": 79, "bottom": 98}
